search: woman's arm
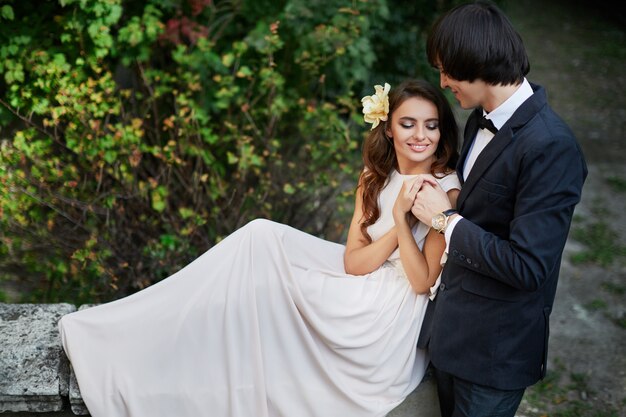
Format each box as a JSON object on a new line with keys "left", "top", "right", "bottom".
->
{"left": 447, "top": 188, "right": 459, "bottom": 209}
{"left": 344, "top": 184, "right": 399, "bottom": 275}
{"left": 394, "top": 181, "right": 457, "bottom": 294}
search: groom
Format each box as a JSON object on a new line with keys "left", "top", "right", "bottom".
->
{"left": 411, "top": 1, "right": 587, "bottom": 416}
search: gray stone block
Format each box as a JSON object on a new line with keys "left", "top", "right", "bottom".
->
{"left": 68, "top": 365, "right": 89, "bottom": 415}
{"left": 0, "top": 303, "right": 75, "bottom": 412}
{"left": 67, "top": 305, "right": 95, "bottom": 416}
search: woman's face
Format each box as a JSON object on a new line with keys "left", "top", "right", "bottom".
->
{"left": 386, "top": 96, "right": 441, "bottom": 175}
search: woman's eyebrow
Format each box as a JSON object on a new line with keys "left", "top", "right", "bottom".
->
{"left": 398, "top": 117, "right": 439, "bottom": 122}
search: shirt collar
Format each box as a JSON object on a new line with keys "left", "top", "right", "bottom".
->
{"left": 483, "top": 78, "right": 533, "bottom": 130}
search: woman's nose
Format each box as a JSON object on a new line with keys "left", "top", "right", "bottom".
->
{"left": 414, "top": 125, "right": 426, "bottom": 141}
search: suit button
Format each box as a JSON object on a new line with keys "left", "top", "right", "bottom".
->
{"left": 474, "top": 262, "right": 480, "bottom": 268}
{"left": 466, "top": 258, "right": 472, "bottom": 264}
{"left": 459, "top": 254, "right": 465, "bottom": 261}
{"left": 439, "top": 283, "right": 446, "bottom": 291}
{"left": 452, "top": 249, "right": 459, "bottom": 257}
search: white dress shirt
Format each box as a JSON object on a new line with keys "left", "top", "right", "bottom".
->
{"left": 444, "top": 79, "right": 534, "bottom": 249}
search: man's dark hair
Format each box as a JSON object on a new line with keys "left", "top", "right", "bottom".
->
{"left": 426, "top": 1, "right": 530, "bottom": 86}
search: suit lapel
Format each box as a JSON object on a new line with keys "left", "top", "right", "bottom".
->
{"left": 456, "top": 129, "right": 513, "bottom": 211}
{"left": 456, "top": 108, "right": 482, "bottom": 185}
{"left": 455, "top": 84, "right": 546, "bottom": 212}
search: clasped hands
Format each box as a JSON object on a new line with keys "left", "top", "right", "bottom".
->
{"left": 392, "top": 174, "right": 453, "bottom": 228}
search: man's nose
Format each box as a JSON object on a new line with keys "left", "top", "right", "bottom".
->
{"left": 439, "top": 72, "right": 449, "bottom": 89}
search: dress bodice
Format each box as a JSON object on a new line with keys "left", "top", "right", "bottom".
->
{"left": 366, "top": 170, "right": 461, "bottom": 262}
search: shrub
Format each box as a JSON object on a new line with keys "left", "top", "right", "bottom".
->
{"left": 0, "top": 0, "right": 454, "bottom": 303}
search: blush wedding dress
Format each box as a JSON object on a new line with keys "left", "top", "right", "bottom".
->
{"left": 59, "top": 170, "right": 460, "bottom": 417}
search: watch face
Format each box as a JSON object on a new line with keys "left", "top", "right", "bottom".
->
{"left": 432, "top": 213, "right": 445, "bottom": 231}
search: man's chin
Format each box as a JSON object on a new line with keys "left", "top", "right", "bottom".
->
{"left": 453, "top": 99, "right": 471, "bottom": 109}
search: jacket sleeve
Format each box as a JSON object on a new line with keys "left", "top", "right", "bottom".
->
{"left": 449, "top": 132, "right": 587, "bottom": 292}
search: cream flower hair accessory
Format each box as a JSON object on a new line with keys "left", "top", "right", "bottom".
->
{"left": 361, "top": 83, "right": 390, "bottom": 130}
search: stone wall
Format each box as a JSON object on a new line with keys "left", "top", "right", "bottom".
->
{"left": 0, "top": 303, "right": 440, "bottom": 417}
{"left": 0, "top": 303, "right": 88, "bottom": 415}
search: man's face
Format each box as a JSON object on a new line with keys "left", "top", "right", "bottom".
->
{"left": 436, "top": 66, "right": 488, "bottom": 110}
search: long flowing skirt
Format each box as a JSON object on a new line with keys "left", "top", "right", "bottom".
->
{"left": 59, "top": 219, "right": 429, "bottom": 417}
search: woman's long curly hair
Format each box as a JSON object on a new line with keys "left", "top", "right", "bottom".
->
{"left": 359, "top": 79, "right": 459, "bottom": 242}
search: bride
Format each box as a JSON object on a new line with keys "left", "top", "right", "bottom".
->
{"left": 59, "top": 79, "right": 461, "bottom": 417}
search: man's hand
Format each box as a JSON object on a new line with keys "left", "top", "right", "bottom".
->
{"left": 411, "top": 181, "right": 452, "bottom": 225}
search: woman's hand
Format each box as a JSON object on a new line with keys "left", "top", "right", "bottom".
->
{"left": 393, "top": 176, "right": 435, "bottom": 225}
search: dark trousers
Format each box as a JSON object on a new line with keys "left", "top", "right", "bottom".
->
{"left": 433, "top": 366, "right": 525, "bottom": 417}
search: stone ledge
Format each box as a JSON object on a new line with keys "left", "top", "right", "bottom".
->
{"left": 0, "top": 303, "right": 439, "bottom": 416}
{"left": 0, "top": 303, "right": 88, "bottom": 415}
{"left": 0, "top": 303, "right": 74, "bottom": 413}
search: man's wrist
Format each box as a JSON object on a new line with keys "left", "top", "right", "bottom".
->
{"left": 431, "top": 209, "right": 458, "bottom": 234}
{"left": 444, "top": 214, "right": 463, "bottom": 247}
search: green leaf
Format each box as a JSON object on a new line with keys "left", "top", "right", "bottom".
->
{"left": 178, "top": 207, "right": 194, "bottom": 219}
{"left": 151, "top": 186, "right": 168, "bottom": 212}
{"left": 1, "top": 5, "right": 14, "bottom": 21}
{"left": 227, "top": 151, "right": 239, "bottom": 165}
{"left": 104, "top": 150, "right": 117, "bottom": 164}
{"left": 283, "top": 184, "right": 296, "bottom": 195}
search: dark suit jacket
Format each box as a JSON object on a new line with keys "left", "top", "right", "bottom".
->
{"left": 418, "top": 84, "right": 587, "bottom": 390}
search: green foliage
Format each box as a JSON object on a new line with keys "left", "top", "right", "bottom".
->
{"left": 522, "top": 359, "right": 620, "bottom": 417}
{"left": 600, "top": 281, "right": 625, "bottom": 295}
{"left": 366, "top": 0, "right": 467, "bottom": 90}
{"left": 0, "top": 0, "right": 450, "bottom": 303}
{"left": 570, "top": 201, "right": 626, "bottom": 268}
{"left": 571, "top": 219, "right": 626, "bottom": 267}
{"left": 584, "top": 299, "right": 607, "bottom": 311}
{"left": 614, "top": 316, "right": 626, "bottom": 329}
{"left": 606, "top": 175, "right": 626, "bottom": 192}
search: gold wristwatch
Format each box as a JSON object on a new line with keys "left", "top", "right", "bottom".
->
{"left": 431, "top": 209, "right": 458, "bottom": 234}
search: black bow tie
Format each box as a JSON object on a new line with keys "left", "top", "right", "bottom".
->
{"left": 478, "top": 116, "right": 498, "bottom": 135}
